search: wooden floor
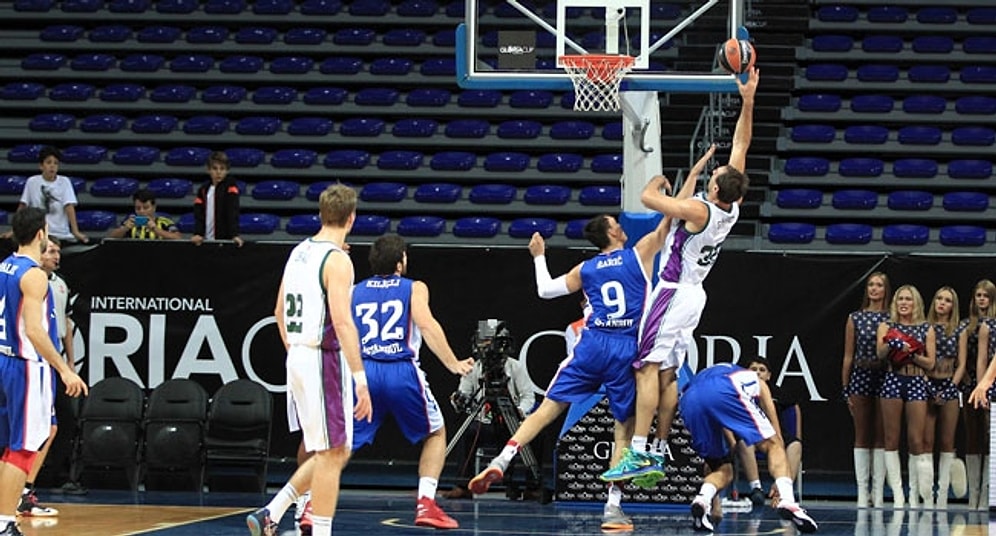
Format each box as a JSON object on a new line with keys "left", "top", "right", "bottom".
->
{"left": 12, "top": 488, "right": 996, "bottom": 535}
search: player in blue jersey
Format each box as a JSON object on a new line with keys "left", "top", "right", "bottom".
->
{"left": 469, "top": 214, "right": 668, "bottom": 531}
{"left": 0, "top": 208, "right": 87, "bottom": 536}
{"left": 679, "top": 363, "right": 816, "bottom": 533}
{"left": 351, "top": 235, "right": 475, "bottom": 530}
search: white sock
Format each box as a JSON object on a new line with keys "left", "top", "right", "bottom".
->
{"left": 698, "top": 482, "right": 718, "bottom": 503}
{"left": 418, "top": 477, "right": 438, "bottom": 500}
{"left": 631, "top": 435, "right": 648, "bottom": 453}
{"left": 312, "top": 514, "right": 333, "bottom": 536}
{"left": 775, "top": 477, "right": 796, "bottom": 504}
{"left": 265, "top": 483, "right": 300, "bottom": 524}
{"left": 497, "top": 441, "right": 521, "bottom": 467}
{"left": 607, "top": 484, "right": 622, "bottom": 507}
{"left": 749, "top": 480, "right": 761, "bottom": 490}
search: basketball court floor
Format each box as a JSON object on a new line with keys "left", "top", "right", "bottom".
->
{"left": 14, "top": 488, "right": 994, "bottom": 536}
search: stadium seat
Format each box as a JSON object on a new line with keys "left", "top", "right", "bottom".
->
{"left": 912, "top": 36, "right": 953, "bottom": 54}
{"left": 340, "top": 118, "right": 385, "bottom": 137}
{"left": 288, "top": 118, "right": 333, "bottom": 136}
{"left": 897, "top": 126, "right": 941, "bottom": 145}
{"left": 252, "top": 180, "right": 299, "bottom": 200}
{"left": 550, "top": 121, "right": 595, "bottom": 140}
{"left": 121, "top": 54, "right": 164, "bottom": 72}
{"left": 225, "top": 148, "right": 265, "bottom": 167}
{"left": 839, "top": 158, "right": 884, "bottom": 177}
{"left": 908, "top": 65, "right": 950, "bottom": 83}
{"left": 202, "top": 85, "right": 246, "bottom": 104}
{"left": 509, "top": 218, "right": 556, "bottom": 238}
{"left": 276, "top": 27, "right": 320, "bottom": 44}
{"left": 398, "top": 0, "right": 436, "bottom": 16}
{"left": 862, "top": 35, "right": 903, "bottom": 53}
{"left": 236, "top": 117, "right": 282, "bottom": 136}
{"left": 961, "top": 66, "right": 996, "bottom": 84}
{"left": 324, "top": 150, "right": 370, "bottom": 169}
{"left": 939, "top": 226, "right": 986, "bottom": 247}
{"left": 61, "top": 145, "right": 107, "bottom": 164}
{"left": 81, "top": 114, "right": 126, "bottom": 133}
{"left": 917, "top": 7, "right": 957, "bottom": 24}
{"left": 812, "top": 35, "right": 853, "bottom": 52}
{"left": 271, "top": 149, "right": 317, "bottom": 168}
{"left": 233, "top": 27, "right": 276, "bottom": 44}
{"left": 165, "top": 147, "right": 211, "bottom": 166}
{"left": 421, "top": 58, "right": 456, "bottom": 76}
{"left": 602, "top": 122, "right": 623, "bottom": 141}
{"left": 445, "top": 119, "right": 489, "bottom": 138}
{"left": 0, "top": 82, "right": 45, "bottom": 101}
{"left": 361, "top": 182, "right": 407, "bottom": 202}
{"left": 41, "top": 25, "right": 84, "bottom": 42}
{"left": 893, "top": 158, "right": 938, "bottom": 178}
{"left": 30, "top": 113, "right": 75, "bottom": 132}
{"left": 952, "top": 127, "right": 995, "bottom": 146}
{"left": 784, "top": 157, "right": 830, "bottom": 176}
{"left": 91, "top": 177, "right": 140, "bottom": 197}
{"left": 497, "top": 120, "right": 542, "bottom": 139}
{"left": 383, "top": 29, "right": 425, "bottom": 46}
{"left": 943, "top": 192, "right": 989, "bottom": 212}
{"left": 75, "top": 210, "right": 117, "bottom": 231}
{"left": 253, "top": 86, "right": 297, "bottom": 104}
{"left": 254, "top": 0, "right": 293, "bottom": 14}
{"left": 844, "top": 125, "right": 889, "bottom": 144}
{"left": 320, "top": 57, "right": 363, "bottom": 75}
{"left": 868, "top": 6, "right": 907, "bottom": 23}
{"left": 206, "top": 0, "right": 246, "bottom": 14}
{"left": 882, "top": 224, "right": 929, "bottom": 246}
{"left": 183, "top": 116, "right": 229, "bottom": 135}
{"left": 430, "top": 152, "right": 475, "bottom": 171}
{"left": 509, "top": 90, "right": 553, "bottom": 108}
{"left": 432, "top": 29, "right": 456, "bottom": 47}
{"left": 856, "top": 65, "right": 899, "bottom": 82}
{"left": 352, "top": 214, "right": 391, "bottom": 236}
{"left": 187, "top": 26, "right": 228, "bottom": 44}
{"left": 393, "top": 119, "right": 438, "bottom": 137}
{"left": 304, "top": 87, "right": 348, "bottom": 105}
{"left": 220, "top": 55, "right": 264, "bottom": 73}
{"left": 805, "top": 64, "right": 848, "bottom": 82}
{"left": 579, "top": 185, "right": 621, "bottom": 206}
{"left": 113, "top": 146, "right": 159, "bottom": 166}
{"left": 22, "top": 53, "right": 66, "bottom": 71}
{"left": 138, "top": 26, "right": 181, "bottom": 43}
{"left": 775, "top": 189, "right": 822, "bottom": 209}
{"left": 458, "top": 90, "right": 502, "bottom": 107}
{"left": 71, "top": 54, "right": 116, "bottom": 71}
{"left": 903, "top": 95, "right": 947, "bottom": 114}
{"left": 302, "top": 0, "right": 342, "bottom": 15}
{"left": 147, "top": 178, "right": 192, "bottom": 198}
{"left": 967, "top": 7, "right": 996, "bottom": 24}
{"left": 177, "top": 213, "right": 195, "bottom": 233}
{"left": 398, "top": 216, "right": 445, "bottom": 237}
{"left": 888, "top": 190, "right": 933, "bottom": 210}
{"left": 370, "top": 58, "right": 414, "bottom": 75}
{"left": 0, "top": 176, "right": 27, "bottom": 195}
{"left": 15, "top": 0, "right": 53, "bottom": 11}
{"left": 525, "top": 185, "right": 571, "bottom": 205}
{"left": 151, "top": 85, "right": 195, "bottom": 103}
{"left": 832, "top": 190, "right": 878, "bottom": 210}
{"left": 350, "top": 0, "right": 389, "bottom": 15}
{"left": 469, "top": 184, "right": 515, "bottom": 204}
{"left": 767, "top": 223, "right": 816, "bottom": 244}
{"left": 305, "top": 182, "right": 334, "bottom": 201}
{"left": 378, "top": 151, "right": 423, "bottom": 170}
{"left": 956, "top": 96, "right": 996, "bottom": 115}
{"left": 271, "top": 57, "right": 314, "bottom": 74}
{"left": 414, "top": 183, "right": 460, "bottom": 203}
{"left": 7, "top": 145, "right": 43, "bottom": 163}
{"left": 453, "top": 217, "right": 500, "bottom": 238}
{"left": 565, "top": 219, "right": 587, "bottom": 239}
{"left": 798, "top": 94, "right": 841, "bottom": 112}
{"left": 69, "top": 177, "right": 85, "bottom": 194}
{"left": 537, "top": 153, "right": 583, "bottom": 173}
{"left": 592, "top": 154, "right": 623, "bottom": 174}
{"left": 484, "top": 153, "right": 529, "bottom": 172}
{"left": 334, "top": 28, "right": 376, "bottom": 46}
{"left": 286, "top": 214, "right": 321, "bottom": 235}
{"left": 825, "top": 223, "right": 873, "bottom": 245}
{"left": 240, "top": 214, "right": 280, "bottom": 235}
{"left": 851, "top": 95, "right": 894, "bottom": 113}
{"left": 791, "top": 125, "right": 836, "bottom": 143}
{"left": 355, "top": 88, "right": 399, "bottom": 106}
{"left": 407, "top": 88, "right": 450, "bottom": 107}
{"left": 948, "top": 160, "right": 992, "bottom": 179}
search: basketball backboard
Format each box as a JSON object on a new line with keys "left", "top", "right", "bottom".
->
{"left": 458, "top": 0, "right": 746, "bottom": 92}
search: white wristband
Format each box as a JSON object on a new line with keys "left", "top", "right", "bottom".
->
{"left": 352, "top": 371, "right": 367, "bottom": 387}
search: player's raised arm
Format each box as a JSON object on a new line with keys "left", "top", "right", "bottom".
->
{"left": 529, "top": 232, "right": 582, "bottom": 299}
{"left": 728, "top": 67, "right": 759, "bottom": 174}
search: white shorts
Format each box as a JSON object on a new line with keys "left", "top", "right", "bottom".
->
{"left": 286, "top": 344, "right": 354, "bottom": 452}
{"left": 637, "top": 282, "right": 706, "bottom": 370}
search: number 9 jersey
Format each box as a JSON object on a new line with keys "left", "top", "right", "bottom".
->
{"left": 580, "top": 248, "right": 650, "bottom": 338}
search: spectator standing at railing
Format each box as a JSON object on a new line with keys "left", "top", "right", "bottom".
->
{"left": 192, "top": 151, "right": 242, "bottom": 247}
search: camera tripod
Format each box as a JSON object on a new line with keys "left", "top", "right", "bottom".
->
{"left": 445, "top": 383, "right": 543, "bottom": 498}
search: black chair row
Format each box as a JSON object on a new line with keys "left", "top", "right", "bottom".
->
{"left": 70, "top": 376, "right": 272, "bottom": 492}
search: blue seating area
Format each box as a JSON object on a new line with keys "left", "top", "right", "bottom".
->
{"left": 766, "top": 0, "right": 996, "bottom": 251}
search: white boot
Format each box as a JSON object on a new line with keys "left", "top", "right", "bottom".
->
{"left": 908, "top": 455, "right": 920, "bottom": 508}
{"left": 872, "top": 448, "right": 886, "bottom": 508}
{"left": 916, "top": 453, "right": 934, "bottom": 508}
{"left": 979, "top": 455, "right": 989, "bottom": 510}
{"left": 937, "top": 452, "right": 953, "bottom": 509}
{"left": 949, "top": 455, "right": 967, "bottom": 499}
{"left": 855, "top": 448, "right": 871, "bottom": 508}
{"left": 885, "top": 450, "right": 905, "bottom": 508}
{"left": 967, "top": 454, "right": 982, "bottom": 509}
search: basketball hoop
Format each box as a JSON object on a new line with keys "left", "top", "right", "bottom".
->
{"left": 560, "top": 54, "right": 635, "bottom": 112}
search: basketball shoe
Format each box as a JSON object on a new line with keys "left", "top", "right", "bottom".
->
{"left": 0, "top": 522, "right": 24, "bottom": 536}
{"left": 690, "top": 496, "right": 714, "bottom": 533}
{"left": 469, "top": 460, "right": 506, "bottom": 495}
{"left": 776, "top": 500, "right": 818, "bottom": 533}
{"left": 600, "top": 504, "right": 633, "bottom": 532}
{"left": 16, "top": 491, "right": 58, "bottom": 517}
{"left": 414, "top": 497, "right": 458, "bottom": 529}
{"left": 298, "top": 501, "right": 313, "bottom": 536}
{"left": 246, "top": 508, "right": 277, "bottom": 536}
{"left": 600, "top": 448, "right": 664, "bottom": 483}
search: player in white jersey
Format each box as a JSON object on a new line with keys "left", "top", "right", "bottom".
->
{"left": 603, "top": 67, "right": 758, "bottom": 484}
{"left": 247, "top": 185, "right": 372, "bottom": 536}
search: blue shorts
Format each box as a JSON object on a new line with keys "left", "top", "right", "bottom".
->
{"left": 545, "top": 329, "right": 636, "bottom": 423}
{"left": 679, "top": 367, "right": 775, "bottom": 460}
{"left": 352, "top": 358, "right": 444, "bottom": 449}
{"left": 928, "top": 378, "right": 959, "bottom": 402}
{"left": 846, "top": 366, "right": 885, "bottom": 398}
{"left": 879, "top": 372, "right": 929, "bottom": 401}
{"left": 0, "top": 357, "right": 53, "bottom": 451}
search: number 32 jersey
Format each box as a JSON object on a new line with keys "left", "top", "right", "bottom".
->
{"left": 351, "top": 275, "right": 421, "bottom": 362}
{"left": 580, "top": 248, "right": 649, "bottom": 338}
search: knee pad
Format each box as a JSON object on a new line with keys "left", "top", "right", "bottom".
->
{"left": 1, "top": 448, "right": 38, "bottom": 475}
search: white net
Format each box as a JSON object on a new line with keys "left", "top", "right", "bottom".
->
{"left": 560, "top": 54, "right": 635, "bottom": 112}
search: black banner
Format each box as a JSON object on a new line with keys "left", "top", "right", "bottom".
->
{"left": 59, "top": 242, "right": 996, "bottom": 478}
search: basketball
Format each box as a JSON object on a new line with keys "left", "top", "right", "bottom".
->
{"left": 718, "top": 38, "right": 756, "bottom": 75}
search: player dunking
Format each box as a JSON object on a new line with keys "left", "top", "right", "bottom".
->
{"left": 602, "top": 67, "right": 758, "bottom": 484}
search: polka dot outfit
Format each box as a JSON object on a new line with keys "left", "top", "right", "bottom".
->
{"left": 845, "top": 310, "right": 889, "bottom": 397}
{"left": 930, "top": 323, "right": 964, "bottom": 402}
{"left": 879, "top": 322, "right": 931, "bottom": 402}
